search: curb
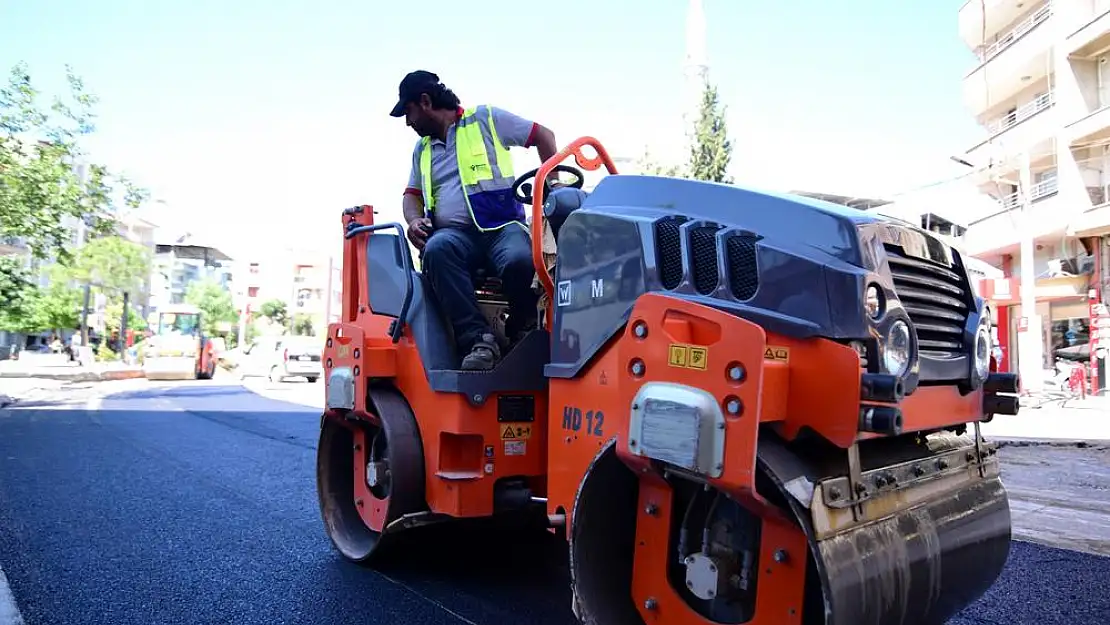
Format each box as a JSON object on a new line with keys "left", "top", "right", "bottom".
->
{"left": 995, "top": 438, "right": 1110, "bottom": 450}
{"left": 0, "top": 370, "right": 144, "bottom": 383}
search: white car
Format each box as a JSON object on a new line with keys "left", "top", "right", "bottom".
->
{"left": 237, "top": 335, "right": 323, "bottom": 383}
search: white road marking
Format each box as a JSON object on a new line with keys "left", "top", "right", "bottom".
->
{"left": 0, "top": 565, "right": 25, "bottom": 625}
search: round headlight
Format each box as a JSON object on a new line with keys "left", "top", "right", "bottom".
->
{"left": 865, "top": 284, "right": 883, "bottom": 319}
{"left": 974, "top": 323, "right": 992, "bottom": 380}
{"left": 883, "top": 320, "right": 912, "bottom": 376}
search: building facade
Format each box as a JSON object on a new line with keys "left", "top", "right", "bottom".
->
{"left": 235, "top": 248, "right": 341, "bottom": 340}
{"left": 958, "top": 0, "right": 1110, "bottom": 392}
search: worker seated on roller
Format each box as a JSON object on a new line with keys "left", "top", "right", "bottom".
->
{"left": 391, "top": 70, "right": 560, "bottom": 371}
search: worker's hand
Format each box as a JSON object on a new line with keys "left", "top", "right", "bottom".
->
{"left": 407, "top": 217, "right": 432, "bottom": 250}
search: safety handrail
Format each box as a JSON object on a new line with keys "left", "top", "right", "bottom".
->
{"left": 345, "top": 222, "right": 414, "bottom": 343}
{"left": 530, "top": 136, "right": 620, "bottom": 304}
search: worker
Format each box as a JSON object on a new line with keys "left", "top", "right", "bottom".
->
{"left": 392, "top": 70, "right": 559, "bottom": 370}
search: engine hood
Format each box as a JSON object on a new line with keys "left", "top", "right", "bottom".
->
{"left": 581, "top": 175, "right": 955, "bottom": 271}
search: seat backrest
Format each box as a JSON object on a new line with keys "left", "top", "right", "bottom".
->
{"left": 544, "top": 187, "right": 590, "bottom": 242}
{"left": 365, "top": 232, "right": 458, "bottom": 370}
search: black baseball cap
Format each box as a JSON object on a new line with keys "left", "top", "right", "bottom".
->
{"left": 389, "top": 70, "right": 441, "bottom": 117}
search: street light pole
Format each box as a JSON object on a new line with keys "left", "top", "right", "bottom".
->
{"left": 950, "top": 152, "right": 1044, "bottom": 391}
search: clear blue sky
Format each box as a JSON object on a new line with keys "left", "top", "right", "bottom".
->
{"left": 0, "top": 0, "right": 982, "bottom": 258}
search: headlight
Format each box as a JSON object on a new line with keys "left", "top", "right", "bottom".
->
{"left": 883, "top": 320, "right": 912, "bottom": 376}
{"left": 973, "top": 322, "right": 991, "bottom": 380}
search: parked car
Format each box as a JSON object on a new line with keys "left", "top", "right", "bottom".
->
{"left": 236, "top": 335, "right": 323, "bottom": 383}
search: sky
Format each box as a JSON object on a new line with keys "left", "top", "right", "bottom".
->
{"left": 0, "top": 0, "right": 988, "bottom": 261}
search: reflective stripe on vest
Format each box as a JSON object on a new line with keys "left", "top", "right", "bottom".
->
{"left": 418, "top": 105, "right": 521, "bottom": 231}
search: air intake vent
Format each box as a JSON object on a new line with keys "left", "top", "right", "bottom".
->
{"left": 654, "top": 216, "right": 687, "bottom": 290}
{"left": 883, "top": 245, "right": 970, "bottom": 357}
{"left": 726, "top": 234, "right": 759, "bottom": 300}
{"left": 690, "top": 225, "right": 723, "bottom": 294}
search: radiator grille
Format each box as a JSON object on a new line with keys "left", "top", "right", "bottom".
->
{"left": 654, "top": 216, "right": 687, "bottom": 290}
{"left": 690, "top": 226, "right": 722, "bottom": 294}
{"left": 726, "top": 235, "right": 759, "bottom": 300}
{"left": 884, "top": 245, "right": 970, "bottom": 356}
{"left": 652, "top": 217, "right": 760, "bottom": 299}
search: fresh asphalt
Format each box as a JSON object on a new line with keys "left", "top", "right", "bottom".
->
{"left": 0, "top": 381, "right": 1107, "bottom": 625}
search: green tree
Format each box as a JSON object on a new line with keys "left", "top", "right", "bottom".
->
{"left": 104, "top": 300, "right": 148, "bottom": 334}
{"left": 0, "top": 257, "right": 40, "bottom": 332}
{"left": 259, "top": 298, "right": 289, "bottom": 328}
{"left": 69, "top": 235, "right": 151, "bottom": 295}
{"left": 0, "top": 63, "right": 149, "bottom": 265}
{"left": 184, "top": 279, "right": 237, "bottom": 337}
{"left": 31, "top": 267, "right": 82, "bottom": 333}
{"left": 634, "top": 79, "right": 733, "bottom": 183}
{"left": 686, "top": 79, "right": 733, "bottom": 183}
{"left": 636, "top": 146, "right": 685, "bottom": 178}
{"left": 291, "top": 313, "right": 315, "bottom": 336}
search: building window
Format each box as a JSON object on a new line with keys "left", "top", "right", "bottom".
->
{"left": 248, "top": 286, "right": 259, "bottom": 298}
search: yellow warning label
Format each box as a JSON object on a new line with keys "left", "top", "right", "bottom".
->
{"left": 668, "top": 344, "right": 688, "bottom": 367}
{"left": 688, "top": 347, "right": 708, "bottom": 370}
{"left": 668, "top": 343, "right": 709, "bottom": 370}
{"left": 764, "top": 346, "right": 790, "bottom": 362}
{"left": 337, "top": 344, "right": 350, "bottom": 359}
{"left": 501, "top": 424, "right": 533, "bottom": 440}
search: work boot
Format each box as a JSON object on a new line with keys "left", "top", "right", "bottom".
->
{"left": 461, "top": 333, "right": 501, "bottom": 371}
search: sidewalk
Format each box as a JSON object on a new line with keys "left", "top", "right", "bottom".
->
{"left": 981, "top": 395, "right": 1110, "bottom": 443}
{"left": 0, "top": 353, "right": 143, "bottom": 384}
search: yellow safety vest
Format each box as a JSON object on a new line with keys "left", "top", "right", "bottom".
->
{"left": 418, "top": 106, "right": 523, "bottom": 231}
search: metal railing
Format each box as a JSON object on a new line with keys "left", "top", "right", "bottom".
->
{"left": 976, "top": 3, "right": 1053, "bottom": 62}
{"left": 999, "top": 174, "right": 1059, "bottom": 210}
{"left": 984, "top": 92, "right": 1054, "bottom": 137}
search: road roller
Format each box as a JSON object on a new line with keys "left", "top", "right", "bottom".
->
{"left": 316, "top": 136, "right": 1021, "bottom": 625}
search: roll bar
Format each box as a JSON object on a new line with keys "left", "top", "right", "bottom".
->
{"left": 529, "top": 136, "right": 619, "bottom": 303}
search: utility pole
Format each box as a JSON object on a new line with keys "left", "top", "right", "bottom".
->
{"left": 120, "top": 291, "right": 130, "bottom": 355}
{"left": 1017, "top": 152, "right": 1044, "bottom": 392}
{"left": 80, "top": 283, "right": 91, "bottom": 346}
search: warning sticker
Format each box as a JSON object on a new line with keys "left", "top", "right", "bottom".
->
{"left": 501, "top": 424, "right": 533, "bottom": 440}
{"left": 668, "top": 343, "right": 709, "bottom": 370}
{"left": 688, "top": 347, "right": 707, "bottom": 370}
{"left": 764, "top": 347, "right": 790, "bottom": 363}
{"left": 668, "top": 344, "right": 688, "bottom": 367}
{"left": 504, "top": 440, "right": 527, "bottom": 456}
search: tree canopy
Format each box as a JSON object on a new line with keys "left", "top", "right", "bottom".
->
{"left": 0, "top": 63, "right": 148, "bottom": 264}
{"left": 184, "top": 279, "right": 237, "bottom": 337}
{"left": 0, "top": 257, "right": 39, "bottom": 333}
{"left": 69, "top": 235, "right": 151, "bottom": 294}
{"left": 636, "top": 77, "right": 734, "bottom": 183}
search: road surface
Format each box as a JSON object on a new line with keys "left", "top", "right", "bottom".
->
{"left": 0, "top": 378, "right": 1107, "bottom": 625}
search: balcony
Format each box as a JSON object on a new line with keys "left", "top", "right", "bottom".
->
{"left": 967, "top": 91, "right": 1057, "bottom": 164}
{"left": 1065, "top": 0, "right": 1110, "bottom": 57}
{"left": 960, "top": 0, "right": 1043, "bottom": 49}
{"left": 961, "top": 173, "right": 1063, "bottom": 256}
{"left": 963, "top": 4, "right": 1055, "bottom": 116}
{"left": 1067, "top": 103, "right": 1110, "bottom": 144}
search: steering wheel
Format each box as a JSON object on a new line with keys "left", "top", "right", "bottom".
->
{"left": 511, "top": 164, "right": 585, "bottom": 205}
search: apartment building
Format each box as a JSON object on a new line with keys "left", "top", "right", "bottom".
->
{"left": 149, "top": 231, "right": 235, "bottom": 315}
{"left": 236, "top": 248, "right": 341, "bottom": 338}
{"left": 958, "top": 0, "right": 1110, "bottom": 392}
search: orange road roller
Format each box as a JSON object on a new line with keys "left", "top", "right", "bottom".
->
{"left": 316, "top": 136, "right": 1021, "bottom": 625}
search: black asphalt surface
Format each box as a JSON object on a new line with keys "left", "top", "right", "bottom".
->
{"left": 0, "top": 381, "right": 1108, "bottom": 625}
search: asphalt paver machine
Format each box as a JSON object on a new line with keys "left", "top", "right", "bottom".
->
{"left": 315, "top": 136, "right": 1021, "bottom": 625}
